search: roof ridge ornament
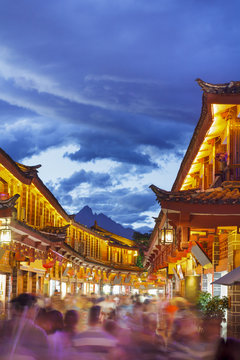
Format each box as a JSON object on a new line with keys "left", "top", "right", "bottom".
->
{"left": 15, "top": 162, "right": 42, "bottom": 177}
{"left": 196, "top": 78, "right": 240, "bottom": 94}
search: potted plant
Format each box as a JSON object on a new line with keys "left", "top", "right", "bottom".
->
{"left": 197, "top": 291, "right": 229, "bottom": 322}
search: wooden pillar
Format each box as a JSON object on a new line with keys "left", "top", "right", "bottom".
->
{"left": 181, "top": 226, "right": 189, "bottom": 250}
{"left": 73, "top": 280, "right": 77, "bottom": 294}
{"left": 43, "top": 202, "right": 46, "bottom": 227}
{"left": 95, "top": 239, "right": 97, "bottom": 258}
{"left": 27, "top": 186, "right": 30, "bottom": 224}
{"left": 212, "top": 139, "right": 216, "bottom": 181}
{"left": 91, "top": 237, "right": 94, "bottom": 257}
{"left": 227, "top": 231, "right": 240, "bottom": 339}
{"left": 28, "top": 272, "right": 32, "bottom": 293}
{"left": 30, "top": 193, "right": 35, "bottom": 226}
{"left": 99, "top": 271, "right": 103, "bottom": 295}
{"left": 5, "top": 273, "right": 11, "bottom": 302}
{"left": 213, "top": 235, "right": 220, "bottom": 271}
{"left": 60, "top": 265, "right": 63, "bottom": 298}
{"left": 40, "top": 276, "right": 44, "bottom": 294}
{"left": 5, "top": 273, "right": 12, "bottom": 318}
{"left": 32, "top": 273, "right": 37, "bottom": 294}
{"left": 36, "top": 195, "right": 40, "bottom": 227}
{"left": 12, "top": 267, "right": 18, "bottom": 298}
{"left": 84, "top": 235, "right": 87, "bottom": 256}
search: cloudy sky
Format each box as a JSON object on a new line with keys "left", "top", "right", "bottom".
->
{"left": 1, "top": 0, "right": 240, "bottom": 232}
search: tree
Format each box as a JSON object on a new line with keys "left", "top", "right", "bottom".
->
{"left": 132, "top": 231, "right": 151, "bottom": 255}
{"left": 135, "top": 253, "right": 143, "bottom": 268}
{"left": 132, "top": 231, "right": 151, "bottom": 268}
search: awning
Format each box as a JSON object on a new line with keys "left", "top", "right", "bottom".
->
{"left": 191, "top": 243, "right": 211, "bottom": 267}
{"left": 173, "top": 267, "right": 179, "bottom": 281}
{"left": 212, "top": 266, "right": 240, "bottom": 286}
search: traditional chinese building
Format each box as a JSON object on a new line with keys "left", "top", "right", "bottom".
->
{"left": 145, "top": 79, "right": 240, "bottom": 338}
{"left": 91, "top": 222, "right": 139, "bottom": 266}
{"left": 0, "top": 148, "right": 141, "bottom": 306}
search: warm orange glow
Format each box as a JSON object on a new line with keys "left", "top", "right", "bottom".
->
{"left": 180, "top": 104, "right": 239, "bottom": 191}
{"left": 0, "top": 159, "right": 139, "bottom": 269}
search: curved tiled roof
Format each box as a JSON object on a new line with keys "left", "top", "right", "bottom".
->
{"left": 196, "top": 78, "right": 240, "bottom": 94}
{"left": 151, "top": 181, "right": 240, "bottom": 205}
{"left": 0, "top": 194, "right": 20, "bottom": 209}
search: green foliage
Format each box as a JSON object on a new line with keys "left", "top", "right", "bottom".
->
{"left": 196, "top": 291, "right": 212, "bottom": 312}
{"left": 197, "top": 291, "right": 228, "bottom": 321}
{"left": 132, "top": 231, "right": 151, "bottom": 267}
{"left": 133, "top": 231, "right": 151, "bottom": 242}
{"left": 136, "top": 254, "right": 144, "bottom": 268}
{"left": 132, "top": 231, "right": 151, "bottom": 255}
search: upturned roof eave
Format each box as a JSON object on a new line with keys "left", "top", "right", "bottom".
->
{"left": 172, "top": 89, "right": 209, "bottom": 191}
{"left": 171, "top": 78, "right": 240, "bottom": 192}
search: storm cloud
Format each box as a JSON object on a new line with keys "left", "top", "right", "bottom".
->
{"left": 1, "top": 0, "right": 240, "bottom": 230}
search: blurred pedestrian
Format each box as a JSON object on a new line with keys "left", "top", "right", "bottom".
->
{"left": 0, "top": 293, "right": 49, "bottom": 360}
{"left": 63, "top": 309, "right": 79, "bottom": 345}
{"left": 51, "top": 289, "right": 63, "bottom": 312}
{"left": 167, "top": 312, "right": 200, "bottom": 360}
{"left": 72, "top": 305, "right": 117, "bottom": 359}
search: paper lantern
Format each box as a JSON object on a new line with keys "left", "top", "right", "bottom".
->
{"left": 43, "top": 260, "right": 55, "bottom": 269}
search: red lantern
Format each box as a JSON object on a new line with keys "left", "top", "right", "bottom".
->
{"left": 43, "top": 260, "right": 55, "bottom": 269}
{"left": 148, "top": 274, "right": 157, "bottom": 281}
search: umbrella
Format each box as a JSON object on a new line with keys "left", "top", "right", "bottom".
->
{"left": 212, "top": 266, "right": 240, "bottom": 286}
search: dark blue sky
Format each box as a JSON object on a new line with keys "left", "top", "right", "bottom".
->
{"left": 1, "top": 0, "right": 240, "bottom": 232}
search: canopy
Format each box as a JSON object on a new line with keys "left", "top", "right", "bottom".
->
{"left": 191, "top": 243, "right": 211, "bottom": 267}
{"left": 212, "top": 266, "right": 240, "bottom": 286}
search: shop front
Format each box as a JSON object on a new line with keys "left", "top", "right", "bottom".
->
{"left": 49, "top": 279, "right": 61, "bottom": 296}
{"left": 0, "top": 249, "right": 12, "bottom": 313}
{"left": 103, "top": 284, "right": 111, "bottom": 295}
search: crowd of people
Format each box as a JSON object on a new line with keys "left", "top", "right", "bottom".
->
{"left": 0, "top": 290, "right": 239, "bottom": 360}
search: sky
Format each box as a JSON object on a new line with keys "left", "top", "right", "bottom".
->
{"left": 1, "top": 0, "right": 240, "bottom": 233}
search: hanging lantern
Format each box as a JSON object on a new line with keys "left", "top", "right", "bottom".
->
{"left": 165, "top": 228, "right": 174, "bottom": 244}
{"left": 43, "top": 260, "right": 56, "bottom": 269}
{"left": 159, "top": 212, "right": 175, "bottom": 245}
{"left": 0, "top": 218, "right": 11, "bottom": 244}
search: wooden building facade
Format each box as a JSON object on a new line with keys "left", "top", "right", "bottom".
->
{"left": 0, "top": 148, "right": 141, "bottom": 307}
{"left": 145, "top": 79, "right": 240, "bottom": 338}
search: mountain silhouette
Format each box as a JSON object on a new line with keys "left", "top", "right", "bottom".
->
{"left": 74, "top": 205, "right": 135, "bottom": 239}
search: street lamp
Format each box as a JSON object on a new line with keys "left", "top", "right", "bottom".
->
{"left": 0, "top": 218, "right": 11, "bottom": 244}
